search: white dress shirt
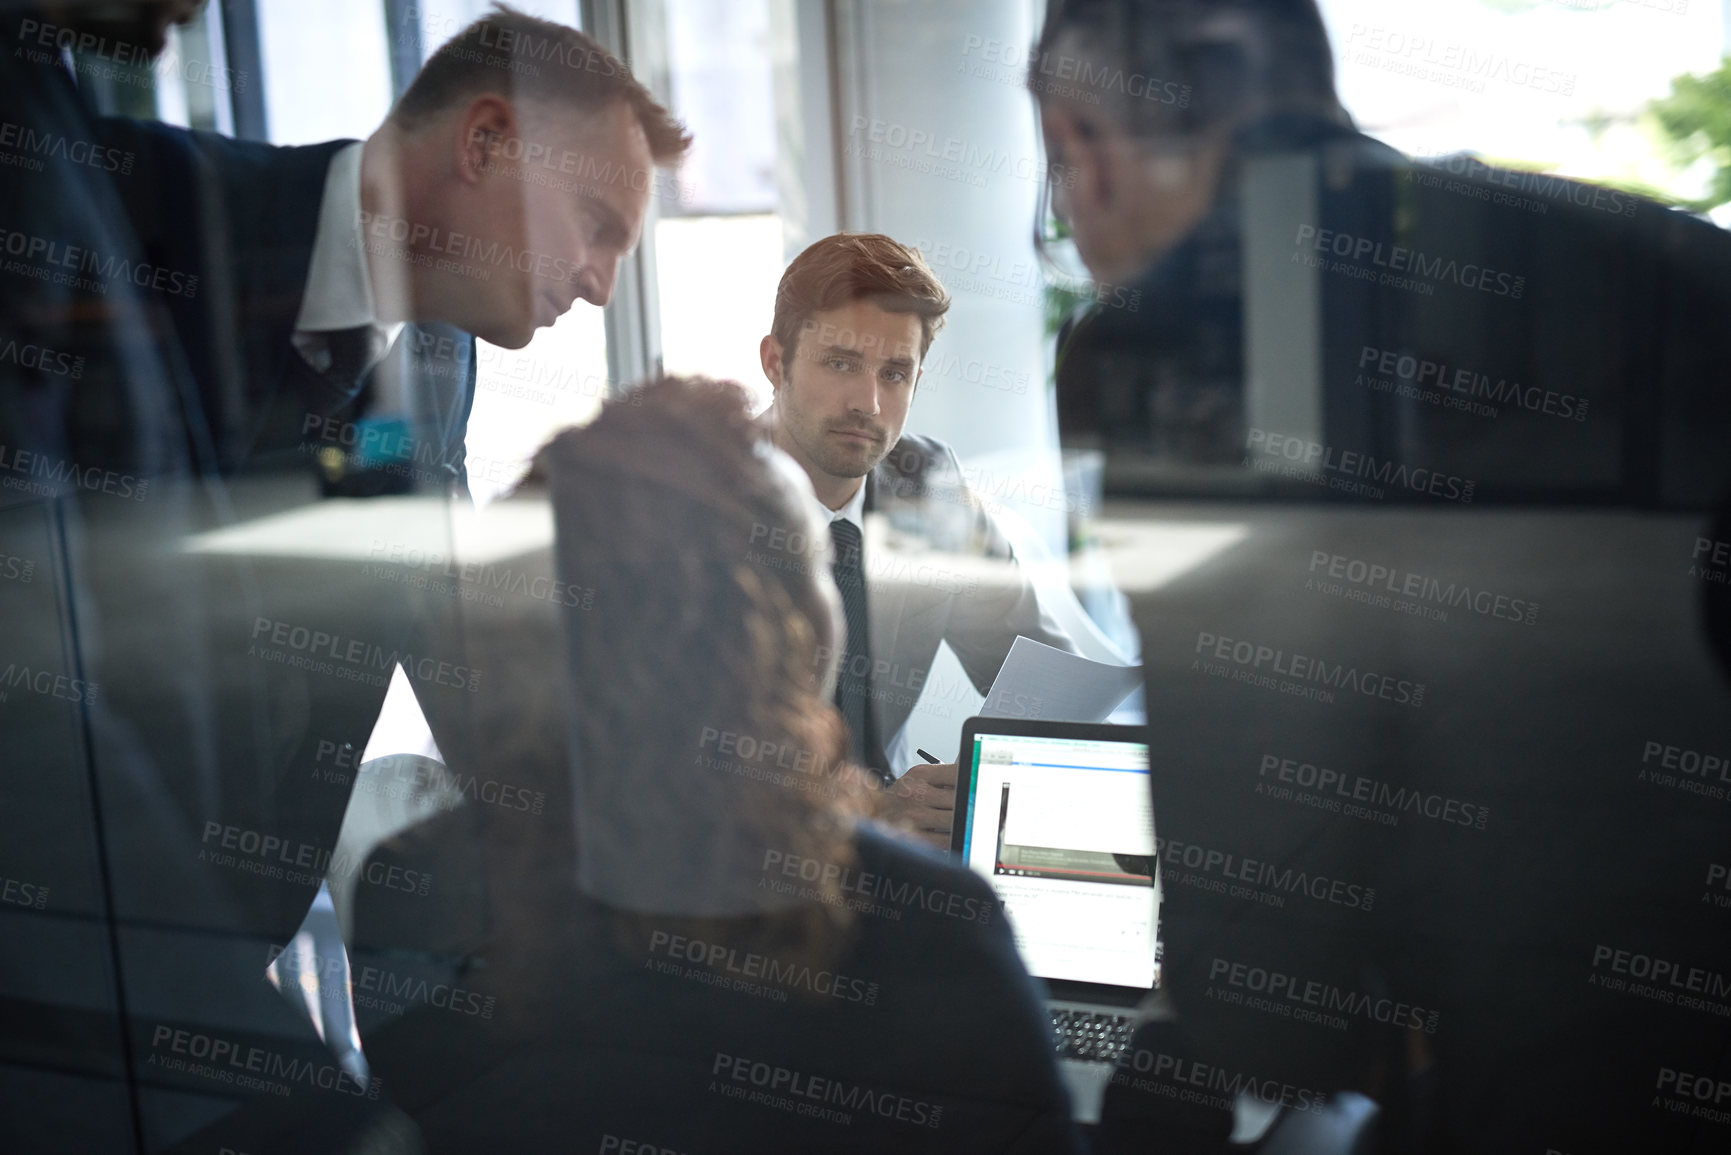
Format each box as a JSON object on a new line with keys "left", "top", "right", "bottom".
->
{"left": 810, "top": 477, "right": 868, "bottom": 533}
{"left": 305, "top": 147, "right": 445, "bottom": 901}
{"left": 290, "top": 142, "right": 404, "bottom": 378}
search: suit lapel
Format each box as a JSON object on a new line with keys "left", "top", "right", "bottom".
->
{"left": 863, "top": 467, "right": 910, "bottom": 690}
{"left": 235, "top": 140, "right": 353, "bottom": 459}
{"left": 254, "top": 140, "right": 351, "bottom": 381}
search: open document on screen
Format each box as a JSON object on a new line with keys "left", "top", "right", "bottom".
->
{"left": 959, "top": 733, "right": 1157, "bottom": 990}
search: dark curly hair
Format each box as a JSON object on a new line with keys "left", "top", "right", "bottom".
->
{"left": 479, "top": 377, "right": 881, "bottom": 1025}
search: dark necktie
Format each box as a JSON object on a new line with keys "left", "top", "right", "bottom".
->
{"left": 319, "top": 325, "right": 379, "bottom": 393}
{"left": 291, "top": 325, "right": 379, "bottom": 415}
{"left": 829, "top": 518, "right": 890, "bottom": 782}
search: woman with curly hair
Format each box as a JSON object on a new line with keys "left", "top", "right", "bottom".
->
{"left": 358, "top": 376, "right": 1080, "bottom": 1154}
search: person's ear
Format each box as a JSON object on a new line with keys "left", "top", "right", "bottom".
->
{"left": 456, "top": 95, "right": 517, "bottom": 185}
{"left": 759, "top": 334, "right": 786, "bottom": 393}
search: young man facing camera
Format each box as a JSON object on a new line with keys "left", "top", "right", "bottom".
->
{"left": 760, "top": 233, "right": 1077, "bottom": 848}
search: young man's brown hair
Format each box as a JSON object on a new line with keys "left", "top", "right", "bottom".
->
{"left": 770, "top": 233, "right": 951, "bottom": 366}
{"left": 391, "top": 2, "right": 692, "bottom": 162}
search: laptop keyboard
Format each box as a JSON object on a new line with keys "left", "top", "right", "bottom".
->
{"left": 1050, "top": 1008, "right": 1133, "bottom": 1064}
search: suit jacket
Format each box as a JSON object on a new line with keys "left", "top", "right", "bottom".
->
{"left": 95, "top": 118, "right": 478, "bottom": 491}
{"left": 0, "top": 34, "right": 214, "bottom": 1152}
{"left": 0, "top": 35, "right": 461, "bottom": 1152}
{"left": 78, "top": 117, "right": 482, "bottom": 941}
{"left": 1063, "top": 115, "right": 1731, "bottom": 1154}
{"left": 74, "top": 117, "right": 480, "bottom": 933}
{"left": 863, "top": 433, "right": 1077, "bottom": 760}
{"left": 354, "top": 826, "right": 1082, "bottom": 1155}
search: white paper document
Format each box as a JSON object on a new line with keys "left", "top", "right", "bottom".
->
{"left": 980, "top": 636, "right": 1142, "bottom": 724}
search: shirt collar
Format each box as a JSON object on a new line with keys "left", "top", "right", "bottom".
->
{"left": 810, "top": 475, "right": 869, "bottom": 531}
{"left": 293, "top": 141, "right": 405, "bottom": 348}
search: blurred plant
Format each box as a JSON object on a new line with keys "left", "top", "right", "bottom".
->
{"left": 1043, "top": 280, "right": 1095, "bottom": 345}
{"left": 1648, "top": 56, "right": 1731, "bottom": 212}
{"left": 1038, "top": 216, "right": 1096, "bottom": 348}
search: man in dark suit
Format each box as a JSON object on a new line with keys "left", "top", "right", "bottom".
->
{"left": 1031, "top": 1, "right": 1731, "bottom": 1152}
{"left": 759, "top": 233, "right": 1077, "bottom": 848}
{"left": 1, "top": 5, "right": 690, "bottom": 1149}
{"left": 102, "top": 4, "right": 691, "bottom": 494}
{"left": 83, "top": 1, "right": 692, "bottom": 917}
{"left": 0, "top": 2, "right": 351, "bottom": 1148}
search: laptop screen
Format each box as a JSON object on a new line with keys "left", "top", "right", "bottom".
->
{"left": 956, "top": 727, "right": 1157, "bottom": 991}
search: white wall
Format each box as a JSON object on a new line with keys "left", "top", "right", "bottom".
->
{"left": 827, "top": 0, "right": 1061, "bottom": 506}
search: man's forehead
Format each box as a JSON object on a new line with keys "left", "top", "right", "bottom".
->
{"left": 798, "top": 305, "right": 922, "bottom": 359}
{"left": 527, "top": 101, "right": 654, "bottom": 219}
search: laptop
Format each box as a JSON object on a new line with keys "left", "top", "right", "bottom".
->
{"left": 950, "top": 716, "right": 1159, "bottom": 1124}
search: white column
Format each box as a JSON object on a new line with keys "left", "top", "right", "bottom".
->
{"left": 828, "top": 0, "right": 1057, "bottom": 490}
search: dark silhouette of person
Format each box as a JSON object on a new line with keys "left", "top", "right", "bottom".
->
{"left": 2, "top": 6, "right": 683, "bottom": 1149}
{"left": 1030, "top": 1, "right": 1731, "bottom": 1151}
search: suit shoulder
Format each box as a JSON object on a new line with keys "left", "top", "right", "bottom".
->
{"left": 215, "top": 135, "right": 355, "bottom": 195}
{"left": 855, "top": 823, "right": 957, "bottom": 876}
{"left": 874, "top": 435, "right": 965, "bottom": 503}
{"left": 100, "top": 116, "right": 348, "bottom": 172}
{"left": 852, "top": 825, "right": 1000, "bottom": 920}
{"left": 881, "top": 432, "right": 958, "bottom": 476}
{"left": 849, "top": 828, "right": 1055, "bottom": 1070}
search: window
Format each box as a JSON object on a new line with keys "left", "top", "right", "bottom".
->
{"left": 651, "top": 0, "right": 784, "bottom": 409}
